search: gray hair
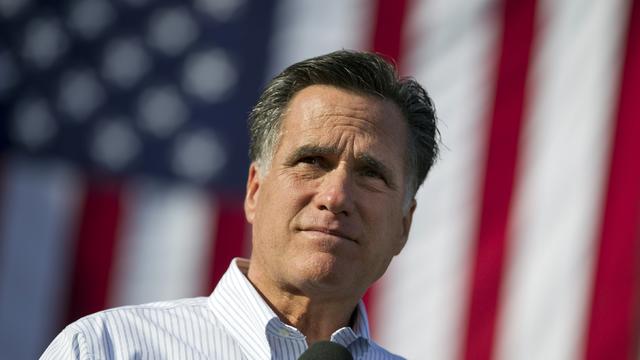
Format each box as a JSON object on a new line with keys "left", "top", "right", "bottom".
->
{"left": 248, "top": 50, "right": 439, "bottom": 200}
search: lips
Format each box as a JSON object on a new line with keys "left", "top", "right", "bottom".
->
{"left": 300, "top": 226, "right": 358, "bottom": 243}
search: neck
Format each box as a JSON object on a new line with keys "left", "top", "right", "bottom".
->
{"left": 247, "top": 266, "right": 361, "bottom": 345}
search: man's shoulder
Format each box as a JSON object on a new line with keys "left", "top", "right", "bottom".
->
{"left": 41, "top": 297, "right": 242, "bottom": 359}
{"left": 68, "top": 296, "right": 214, "bottom": 330}
{"left": 80, "top": 296, "right": 210, "bottom": 317}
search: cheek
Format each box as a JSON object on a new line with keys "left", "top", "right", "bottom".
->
{"left": 279, "top": 174, "right": 317, "bottom": 205}
{"left": 256, "top": 180, "right": 309, "bottom": 231}
{"left": 364, "top": 198, "right": 403, "bottom": 228}
{"left": 364, "top": 205, "right": 406, "bottom": 250}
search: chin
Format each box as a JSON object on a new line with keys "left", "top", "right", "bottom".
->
{"left": 294, "top": 253, "right": 353, "bottom": 289}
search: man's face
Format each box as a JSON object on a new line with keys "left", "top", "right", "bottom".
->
{"left": 245, "top": 85, "right": 416, "bottom": 300}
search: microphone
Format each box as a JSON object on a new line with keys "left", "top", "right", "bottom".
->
{"left": 298, "top": 341, "right": 353, "bottom": 360}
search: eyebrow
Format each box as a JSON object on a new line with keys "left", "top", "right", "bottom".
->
{"left": 286, "top": 144, "right": 398, "bottom": 190}
{"left": 357, "top": 153, "right": 397, "bottom": 189}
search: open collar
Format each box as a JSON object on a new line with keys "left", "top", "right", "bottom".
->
{"left": 208, "top": 258, "right": 372, "bottom": 358}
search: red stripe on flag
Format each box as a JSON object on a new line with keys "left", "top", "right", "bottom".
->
{"left": 584, "top": 0, "right": 640, "bottom": 358}
{"left": 367, "top": 0, "right": 410, "bottom": 337}
{"left": 370, "top": 0, "right": 409, "bottom": 65}
{"left": 207, "top": 196, "right": 247, "bottom": 292}
{"left": 65, "top": 181, "right": 123, "bottom": 324}
{"left": 463, "top": 1, "right": 537, "bottom": 359}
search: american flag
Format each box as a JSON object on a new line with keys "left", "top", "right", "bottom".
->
{"left": 0, "top": 0, "right": 639, "bottom": 359}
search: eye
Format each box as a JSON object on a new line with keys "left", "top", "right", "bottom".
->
{"left": 360, "top": 167, "right": 385, "bottom": 181}
{"left": 299, "top": 156, "right": 321, "bottom": 165}
{"left": 296, "top": 156, "right": 330, "bottom": 170}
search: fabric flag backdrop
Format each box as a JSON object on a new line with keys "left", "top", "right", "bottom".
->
{"left": 0, "top": 0, "right": 639, "bottom": 359}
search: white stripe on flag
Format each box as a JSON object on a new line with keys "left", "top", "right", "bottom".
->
{"left": 377, "top": 0, "right": 500, "bottom": 358}
{"left": 266, "top": 0, "right": 373, "bottom": 78}
{"left": 109, "top": 180, "right": 215, "bottom": 306}
{"left": 0, "top": 157, "right": 83, "bottom": 359}
{"left": 496, "top": 0, "right": 630, "bottom": 359}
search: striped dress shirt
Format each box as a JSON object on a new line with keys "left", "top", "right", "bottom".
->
{"left": 41, "top": 258, "right": 404, "bottom": 359}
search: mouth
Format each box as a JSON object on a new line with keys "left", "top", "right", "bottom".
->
{"left": 300, "top": 227, "right": 358, "bottom": 243}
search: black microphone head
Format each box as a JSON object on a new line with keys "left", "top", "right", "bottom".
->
{"left": 298, "top": 341, "right": 353, "bottom": 360}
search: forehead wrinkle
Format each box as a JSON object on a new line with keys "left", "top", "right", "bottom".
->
{"left": 303, "top": 88, "right": 374, "bottom": 113}
{"left": 310, "top": 112, "right": 384, "bottom": 134}
{"left": 294, "top": 125, "right": 398, "bottom": 171}
{"left": 278, "top": 85, "right": 408, "bottom": 188}
{"left": 301, "top": 101, "right": 386, "bottom": 131}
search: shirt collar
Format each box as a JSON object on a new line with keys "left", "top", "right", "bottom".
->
{"left": 208, "top": 258, "right": 372, "bottom": 357}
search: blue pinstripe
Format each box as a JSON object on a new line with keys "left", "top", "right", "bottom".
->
{"left": 41, "top": 258, "right": 404, "bottom": 359}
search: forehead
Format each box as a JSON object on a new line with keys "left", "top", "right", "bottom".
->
{"left": 278, "top": 85, "right": 408, "bottom": 154}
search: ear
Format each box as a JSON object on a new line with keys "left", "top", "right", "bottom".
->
{"left": 394, "top": 199, "right": 416, "bottom": 255}
{"left": 244, "top": 163, "right": 262, "bottom": 224}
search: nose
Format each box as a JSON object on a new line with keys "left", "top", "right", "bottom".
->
{"left": 314, "top": 167, "right": 355, "bottom": 216}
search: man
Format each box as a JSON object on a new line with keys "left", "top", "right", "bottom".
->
{"left": 41, "top": 50, "right": 439, "bottom": 359}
